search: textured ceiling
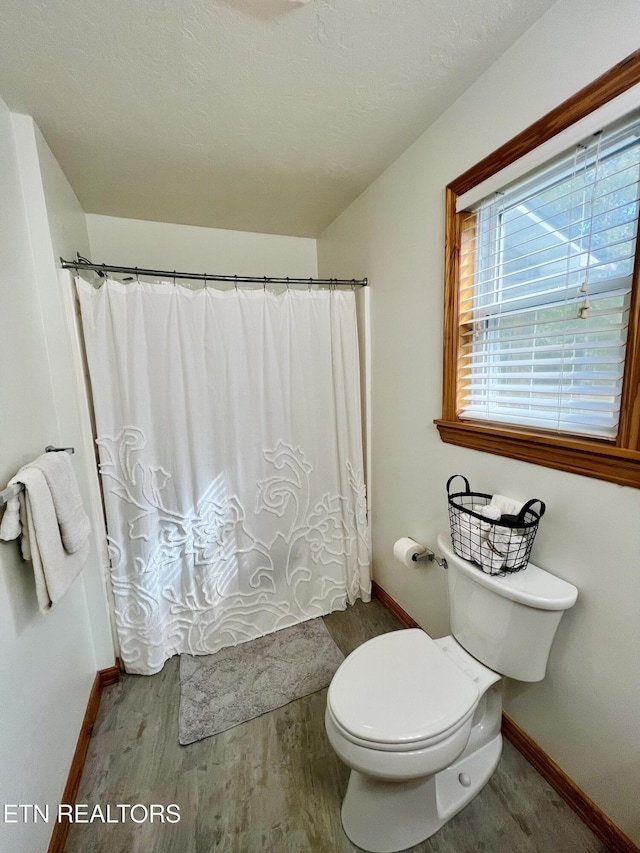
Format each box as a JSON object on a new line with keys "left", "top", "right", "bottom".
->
{"left": 0, "top": 0, "right": 555, "bottom": 237}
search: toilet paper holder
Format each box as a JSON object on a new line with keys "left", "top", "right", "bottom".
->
{"left": 414, "top": 547, "right": 448, "bottom": 570}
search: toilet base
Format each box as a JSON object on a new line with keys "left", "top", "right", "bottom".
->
{"left": 341, "top": 733, "right": 503, "bottom": 853}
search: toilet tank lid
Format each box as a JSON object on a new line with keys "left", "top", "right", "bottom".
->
{"left": 437, "top": 533, "right": 578, "bottom": 610}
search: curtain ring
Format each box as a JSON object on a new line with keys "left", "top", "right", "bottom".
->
{"left": 234, "top": 275, "right": 238, "bottom": 292}
{"left": 286, "top": 277, "right": 290, "bottom": 292}
{"left": 203, "top": 275, "right": 207, "bottom": 290}
{"left": 308, "top": 278, "right": 312, "bottom": 293}
{"left": 351, "top": 279, "right": 356, "bottom": 293}
{"left": 135, "top": 267, "right": 139, "bottom": 283}
{"left": 173, "top": 270, "right": 177, "bottom": 288}
{"left": 263, "top": 277, "right": 267, "bottom": 292}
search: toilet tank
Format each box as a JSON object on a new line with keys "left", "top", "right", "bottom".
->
{"left": 437, "top": 533, "right": 578, "bottom": 682}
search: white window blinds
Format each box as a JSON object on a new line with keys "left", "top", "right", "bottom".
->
{"left": 458, "top": 116, "right": 640, "bottom": 439}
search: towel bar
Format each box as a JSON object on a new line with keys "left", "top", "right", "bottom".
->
{"left": 0, "top": 447, "right": 75, "bottom": 508}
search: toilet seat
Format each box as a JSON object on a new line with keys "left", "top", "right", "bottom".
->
{"left": 326, "top": 703, "right": 476, "bottom": 752}
{"left": 327, "top": 629, "right": 479, "bottom": 751}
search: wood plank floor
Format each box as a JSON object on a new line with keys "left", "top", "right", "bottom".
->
{"left": 66, "top": 600, "right": 606, "bottom": 852}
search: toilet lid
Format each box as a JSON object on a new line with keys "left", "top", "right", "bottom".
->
{"left": 327, "top": 629, "right": 479, "bottom": 746}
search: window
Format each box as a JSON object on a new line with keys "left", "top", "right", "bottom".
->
{"left": 461, "top": 119, "right": 640, "bottom": 438}
{"left": 437, "top": 50, "right": 640, "bottom": 488}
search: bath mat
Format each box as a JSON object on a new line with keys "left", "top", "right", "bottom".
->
{"left": 178, "top": 617, "right": 344, "bottom": 745}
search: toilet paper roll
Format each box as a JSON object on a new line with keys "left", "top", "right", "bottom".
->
{"left": 393, "top": 537, "right": 426, "bottom": 567}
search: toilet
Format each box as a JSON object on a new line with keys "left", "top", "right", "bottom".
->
{"left": 325, "top": 532, "right": 578, "bottom": 853}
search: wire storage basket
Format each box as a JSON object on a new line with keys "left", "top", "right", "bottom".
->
{"left": 446, "top": 475, "right": 545, "bottom": 576}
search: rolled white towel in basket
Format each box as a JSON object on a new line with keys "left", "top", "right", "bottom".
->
{"left": 456, "top": 515, "right": 482, "bottom": 562}
{"left": 490, "top": 494, "right": 524, "bottom": 516}
{"left": 456, "top": 504, "right": 502, "bottom": 563}
{"left": 479, "top": 540, "right": 506, "bottom": 574}
{"left": 487, "top": 525, "right": 525, "bottom": 571}
{"left": 479, "top": 503, "right": 501, "bottom": 529}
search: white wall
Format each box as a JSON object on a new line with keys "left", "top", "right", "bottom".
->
{"left": 13, "top": 116, "right": 115, "bottom": 669}
{"left": 317, "top": 0, "right": 640, "bottom": 842}
{"left": 86, "top": 213, "right": 318, "bottom": 278}
{"left": 0, "top": 104, "right": 108, "bottom": 853}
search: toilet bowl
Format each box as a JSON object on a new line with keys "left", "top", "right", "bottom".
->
{"left": 325, "top": 532, "right": 578, "bottom": 853}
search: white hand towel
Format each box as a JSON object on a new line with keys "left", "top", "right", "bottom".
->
{"left": 0, "top": 497, "right": 21, "bottom": 539}
{"left": 29, "top": 452, "right": 90, "bottom": 554}
{"left": 16, "top": 465, "right": 89, "bottom": 613}
{"left": 489, "top": 494, "right": 524, "bottom": 517}
{"left": 7, "top": 467, "right": 88, "bottom": 612}
{"left": 0, "top": 493, "right": 31, "bottom": 560}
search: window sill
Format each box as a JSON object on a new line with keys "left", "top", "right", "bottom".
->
{"left": 435, "top": 419, "right": 640, "bottom": 489}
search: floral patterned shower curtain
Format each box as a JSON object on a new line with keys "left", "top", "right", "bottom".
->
{"left": 77, "top": 277, "right": 370, "bottom": 674}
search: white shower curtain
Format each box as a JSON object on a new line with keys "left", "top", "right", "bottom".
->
{"left": 77, "top": 277, "right": 371, "bottom": 674}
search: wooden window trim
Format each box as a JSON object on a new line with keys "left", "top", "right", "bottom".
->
{"left": 438, "top": 48, "right": 640, "bottom": 489}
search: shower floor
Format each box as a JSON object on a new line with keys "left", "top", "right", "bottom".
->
{"left": 65, "top": 599, "right": 605, "bottom": 853}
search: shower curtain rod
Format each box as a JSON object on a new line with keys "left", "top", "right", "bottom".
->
{"left": 60, "top": 257, "right": 368, "bottom": 288}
